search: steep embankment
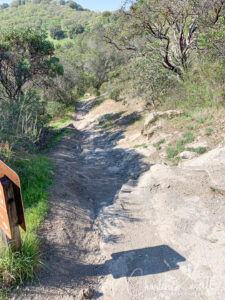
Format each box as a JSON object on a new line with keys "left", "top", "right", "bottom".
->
{"left": 13, "top": 96, "right": 225, "bottom": 300}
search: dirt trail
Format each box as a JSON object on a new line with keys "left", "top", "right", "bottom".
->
{"left": 12, "top": 97, "right": 148, "bottom": 299}
{"left": 13, "top": 97, "right": 225, "bottom": 300}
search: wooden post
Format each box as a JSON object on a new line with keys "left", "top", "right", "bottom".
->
{"left": 0, "top": 177, "right": 22, "bottom": 252}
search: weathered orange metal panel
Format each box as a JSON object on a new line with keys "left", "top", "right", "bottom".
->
{"left": 0, "top": 182, "right": 11, "bottom": 239}
{"left": 0, "top": 161, "right": 26, "bottom": 233}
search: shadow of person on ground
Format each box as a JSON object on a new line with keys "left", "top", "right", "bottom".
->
{"left": 74, "top": 245, "right": 186, "bottom": 280}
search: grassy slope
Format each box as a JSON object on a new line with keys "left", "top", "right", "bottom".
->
{"left": 160, "top": 60, "right": 225, "bottom": 111}
{"left": 0, "top": 155, "right": 54, "bottom": 297}
{"left": 160, "top": 59, "right": 225, "bottom": 165}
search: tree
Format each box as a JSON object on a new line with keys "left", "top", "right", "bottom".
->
{"left": 49, "top": 24, "right": 65, "bottom": 40}
{"left": 66, "top": 0, "right": 84, "bottom": 10}
{"left": 81, "top": 26, "right": 126, "bottom": 90}
{"left": 0, "top": 3, "right": 9, "bottom": 9}
{"left": 0, "top": 28, "right": 63, "bottom": 103}
{"left": 68, "top": 24, "right": 84, "bottom": 38}
{"left": 102, "top": 11, "right": 111, "bottom": 18}
{"left": 10, "top": 0, "right": 20, "bottom": 7}
{"left": 105, "top": 0, "right": 225, "bottom": 77}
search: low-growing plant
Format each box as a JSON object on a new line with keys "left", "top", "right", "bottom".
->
{"left": 172, "top": 157, "right": 181, "bottom": 166}
{"left": 166, "top": 131, "right": 198, "bottom": 161}
{"left": 133, "top": 143, "right": 147, "bottom": 149}
{"left": 166, "top": 147, "right": 178, "bottom": 159}
{"left": 196, "top": 118, "right": 205, "bottom": 124}
{"left": 205, "top": 128, "right": 213, "bottom": 136}
{"left": 187, "top": 125, "right": 195, "bottom": 130}
{"left": 109, "top": 88, "right": 121, "bottom": 101}
{"left": 186, "top": 147, "right": 207, "bottom": 154}
{"left": 0, "top": 154, "right": 54, "bottom": 296}
{"left": 102, "top": 121, "right": 110, "bottom": 129}
{"left": 0, "top": 237, "right": 40, "bottom": 290}
{"left": 183, "top": 132, "right": 195, "bottom": 143}
{"left": 187, "top": 125, "right": 198, "bottom": 131}
{"left": 176, "top": 139, "right": 185, "bottom": 153}
{"left": 153, "top": 139, "right": 165, "bottom": 150}
{"left": 175, "top": 132, "right": 194, "bottom": 153}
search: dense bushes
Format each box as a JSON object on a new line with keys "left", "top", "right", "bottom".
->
{"left": 109, "top": 88, "right": 121, "bottom": 101}
{"left": 0, "top": 28, "right": 63, "bottom": 151}
{"left": 103, "top": 0, "right": 225, "bottom": 108}
{"left": 161, "top": 58, "right": 225, "bottom": 110}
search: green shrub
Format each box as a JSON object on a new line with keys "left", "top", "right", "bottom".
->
{"left": 176, "top": 140, "right": 185, "bottom": 153}
{"left": 205, "top": 128, "right": 213, "bottom": 136}
{"left": 183, "top": 132, "right": 195, "bottom": 143}
{"left": 186, "top": 147, "right": 207, "bottom": 154}
{"left": 161, "top": 59, "right": 225, "bottom": 111}
{"left": 166, "top": 148, "right": 178, "bottom": 159}
{"left": 46, "top": 101, "right": 66, "bottom": 119}
{"left": 133, "top": 143, "right": 147, "bottom": 149}
{"left": 196, "top": 118, "right": 205, "bottom": 124}
{"left": 187, "top": 125, "right": 198, "bottom": 131}
{"left": 109, "top": 88, "right": 121, "bottom": 101}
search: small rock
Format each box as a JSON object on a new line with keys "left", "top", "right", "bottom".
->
{"left": 78, "top": 288, "right": 94, "bottom": 300}
{"left": 160, "top": 153, "right": 167, "bottom": 159}
{"left": 179, "top": 151, "right": 198, "bottom": 160}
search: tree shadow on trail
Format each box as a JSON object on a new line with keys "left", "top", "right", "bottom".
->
{"left": 76, "top": 127, "right": 150, "bottom": 216}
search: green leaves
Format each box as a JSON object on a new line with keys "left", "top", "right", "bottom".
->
{"left": 0, "top": 27, "right": 63, "bottom": 100}
{"left": 47, "top": 57, "right": 64, "bottom": 77}
{"left": 0, "top": 27, "right": 64, "bottom": 147}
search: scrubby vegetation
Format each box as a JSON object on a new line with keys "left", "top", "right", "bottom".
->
{"left": 0, "top": 0, "right": 224, "bottom": 294}
{"left": 0, "top": 0, "right": 224, "bottom": 120}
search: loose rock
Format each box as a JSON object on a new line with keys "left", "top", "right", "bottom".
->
{"left": 179, "top": 151, "right": 198, "bottom": 160}
{"left": 78, "top": 288, "right": 94, "bottom": 300}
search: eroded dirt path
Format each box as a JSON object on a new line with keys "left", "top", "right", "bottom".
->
{"left": 13, "top": 97, "right": 149, "bottom": 299}
{"left": 13, "top": 97, "right": 225, "bottom": 300}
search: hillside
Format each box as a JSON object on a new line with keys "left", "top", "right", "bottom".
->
{"left": 0, "top": 0, "right": 224, "bottom": 298}
{"left": 0, "top": 1, "right": 99, "bottom": 40}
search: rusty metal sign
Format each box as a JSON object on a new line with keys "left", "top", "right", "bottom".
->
{"left": 0, "top": 181, "right": 11, "bottom": 239}
{"left": 0, "top": 160, "right": 26, "bottom": 238}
